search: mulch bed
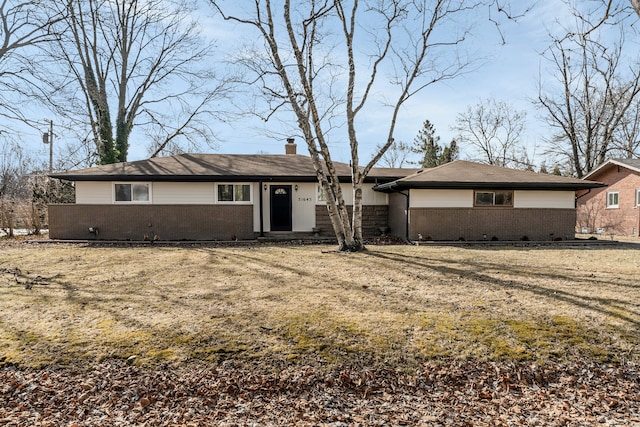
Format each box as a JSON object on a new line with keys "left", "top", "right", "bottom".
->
{"left": 1, "top": 360, "right": 638, "bottom": 426}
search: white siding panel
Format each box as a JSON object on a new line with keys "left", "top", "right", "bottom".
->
{"left": 316, "top": 184, "right": 388, "bottom": 206}
{"left": 514, "top": 191, "right": 575, "bottom": 208}
{"left": 292, "top": 182, "right": 316, "bottom": 231}
{"left": 259, "top": 183, "right": 271, "bottom": 233}
{"left": 75, "top": 181, "right": 112, "bottom": 204}
{"left": 362, "top": 184, "right": 388, "bottom": 205}
{"left": 253, "top": 182, "right": 262, "bottom": 233}
{"left": 153, "top": 182, "right": 215, "bottom": 204}
{"left": 342, "top": 185, "right": 354, "bottom": 205}
{"left": 325, "top": 183, "right": 379, "bottom": 205}
{"left": 410, "top": 189, "right": 474, "bottom": 208}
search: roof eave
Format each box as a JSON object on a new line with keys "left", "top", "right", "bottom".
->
{"left": 50, "top": 174, "right": 352, "bottom": 183}
{"left": 374, "top": 181, "right": 606, "bottom": 192}
{"left": 51, "top": 173, "right": 409, "bottom": 183}
{"left": 583, "top": 159, "right": 640, "bottom": 180}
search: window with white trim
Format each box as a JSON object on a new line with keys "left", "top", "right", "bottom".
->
{"left": 217, "top": 184, "right": 251, "bottom": 203}
{"left": 317, "top": 184, "right": 326, "bottom": 202}
{"left": 474, "top": 190, "right": 513, "bottom": 206}
{"left": 606, "top": 191, "right": 619, "bottom": 208}
{"left": 316, "top": 183, "right": 337, "bottom": 203}
{"left": 114, "top": 183, "right": 150, "bottom": 203}
{"left": 636, "top": 189, "right": 640, "bottom": 207}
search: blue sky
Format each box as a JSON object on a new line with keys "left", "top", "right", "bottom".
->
{"left": 4, "top": 1, "right": 634, "bottom": 169}
{"left": 206, "top": 1, "right": 570, "bottom": 165}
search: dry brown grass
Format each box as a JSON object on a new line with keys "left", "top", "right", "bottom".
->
{"left": 1, "top": 241, "right": 639, "bottom": 370}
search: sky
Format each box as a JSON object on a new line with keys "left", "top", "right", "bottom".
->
{"left": 3, "top": 0, "right": 636, "bottom": 170}
{"left": 206, "top": 1, "right": 571, "bottom": 166}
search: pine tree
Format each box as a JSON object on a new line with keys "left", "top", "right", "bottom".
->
{"left": 539, "top": 162, "right": 549, "bottom": 174}
{"left": 411, "top": 120, "right": 458, "bottom": 168}
{"left": 440, "top": 139, "right": 459, "bottom": 164}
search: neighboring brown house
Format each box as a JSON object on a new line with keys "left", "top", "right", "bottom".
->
{"left": 578, "top": 159, "right": 640, "bottom": 237}
{"left": 375, "top": 160, "right": 604, "bottom": 241}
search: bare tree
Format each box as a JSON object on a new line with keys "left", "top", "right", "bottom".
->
{"left": 0, "top": 0, "right": 61, "bottom": 121}
{"left": 537, "top": 6, "right": 640, "bottom": 177}
{"left": 452, "top": 99, "right": 527, "bottom": 168}
{"left": 598, "top": 0, "right": 640, "bottom": 21}
{"left": 0, "top": 137, "right": 32, "bottom": 236}
{"left": 377, "top": 140, "right": 412, "bottom": 168}
{"left": 610, "top": 98, "right": 640, "bottom": 158}
{"left": 210, "top": 0, "right": 525, "bottom": 251}
{"left": 37, "top": 0, "right": 228, "bottom": 165}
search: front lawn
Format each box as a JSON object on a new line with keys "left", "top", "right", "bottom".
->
{"left": 1, "top": 242, "right": 638, "bottom": 370}
{"left": 2, "top": 241, "right": 639, "bottom": 425}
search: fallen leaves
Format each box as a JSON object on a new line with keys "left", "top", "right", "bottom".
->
{"left": 0, "top": 360, "right": 638, "bottom": 426}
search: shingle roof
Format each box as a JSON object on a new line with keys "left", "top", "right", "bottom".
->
{"left": 374, "top": 160, "right": 605, "bottom": 191}
{"left": 583, "top": 158, "right": 640, "bottom": 180}
{"left": 50, "top": 153, "right": 417, "bottom": 183}
{"left": 615, "top": 158, "right": 640, "bottom": 169}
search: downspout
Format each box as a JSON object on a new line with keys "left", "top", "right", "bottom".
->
{"left": 574, "top": 188, "right": 592, "bottom": 207}
{"left": 400, "top": 190, "right": 411, "bottom": 244}
{"left": 386, "top": 181, "right": 411, "bottom": 244}
{"left": 259, "top": 180, "right": 264, "bottom": 237}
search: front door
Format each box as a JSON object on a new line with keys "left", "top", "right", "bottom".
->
{"left": 270, "top": 185, "right": 292, "bottom": 231}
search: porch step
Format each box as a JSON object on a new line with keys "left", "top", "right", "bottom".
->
{"left": 258, "top": 232, "right": 335, "bottom": 241}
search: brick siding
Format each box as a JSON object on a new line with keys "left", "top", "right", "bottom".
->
{"left": 408, "top": 207, "right": 577, "bottom": 241}
{"left": 48, "top": 204, "right": 254, "bottom": 241}
{"left": 314, "top": 205, "right": 389, "bottom": 238}
{"left": 578, "top": 166, "right": 640, "bottom": 236}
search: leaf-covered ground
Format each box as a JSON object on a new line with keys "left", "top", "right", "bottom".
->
{"left": 1, "top": 238, "right": 639, "bottom": 425}
{"left": 2, "top": 360, "right": 639, "bottom": 426}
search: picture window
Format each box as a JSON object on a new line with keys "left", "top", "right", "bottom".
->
{"left": 114, "top": 183, "right": 150, "bottom": 203}
{"left": 474, "top": 190, "right": 513, "bottom": 206}
{"left": 217, "top": 184, "right": 251, "bottom": 203}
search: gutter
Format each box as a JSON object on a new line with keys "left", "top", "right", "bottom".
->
{"left": 259, "top": 180, "right": 264, "bottom": 237}
{"left": 575, "top": 188, "right": 592, "bottom": 203}
{"left": 379, "top": 181, "right": 412, "bottom": 244}
{"left": 49, "top": 174, "right": 400, "bottom": 184}
{"left": 400, "top": 190, "right": 411, "bottom": 244}
{"left": 374, "top": 181, "right": 606, "bottom": 192}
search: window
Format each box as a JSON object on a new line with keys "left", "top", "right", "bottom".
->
{"left": 317, "top": 184, "right": 326, "bottom": 202}
{"left": 606, "top": 191, "right": 619, "bottom": 208}
{"left": 474, "top": 190, "right": 513, "bottom": 206}
{"left": 114, "top": 183, "right": 150, "bottom": 202}
{"left": 217, "top": 184, "right": 251, "bottom": 203}
{"left": 316, "top": 184, "right": 337, "bottom": 203}
{"left": 636, "top": 189, "right": 640, "bottom": 207}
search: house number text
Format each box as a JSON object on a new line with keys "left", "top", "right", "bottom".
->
{"left": 298, "top": 197, "right": 312, "bottom": 202}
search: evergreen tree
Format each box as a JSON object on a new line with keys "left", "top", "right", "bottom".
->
{"left": 440, "top": 139, "right": 459, "bottom": 164}
{"left": 411, "top": 120, "right": 458, "bottom": 168}
{"left": 539, "top": 162, "right": 549, "bottom": 174}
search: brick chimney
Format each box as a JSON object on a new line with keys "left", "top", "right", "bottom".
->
{"left": 285, "top": 137, "right": 297, "bottom": 155}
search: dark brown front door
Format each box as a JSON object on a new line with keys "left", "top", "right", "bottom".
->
{"left": 270, "top": 185, "right": 292, "bottom": 231}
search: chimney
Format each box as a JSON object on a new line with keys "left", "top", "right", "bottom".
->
{"left": 285, "top": 137, "right": 297, "bottom": 155}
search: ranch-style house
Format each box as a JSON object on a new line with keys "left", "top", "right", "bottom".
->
{"left": 48, "top": 141, "right": 604, "bottom": 242}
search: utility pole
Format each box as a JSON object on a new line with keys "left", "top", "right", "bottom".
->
{"left": 42, "top": 120, "right": 53, "bottom": 172}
